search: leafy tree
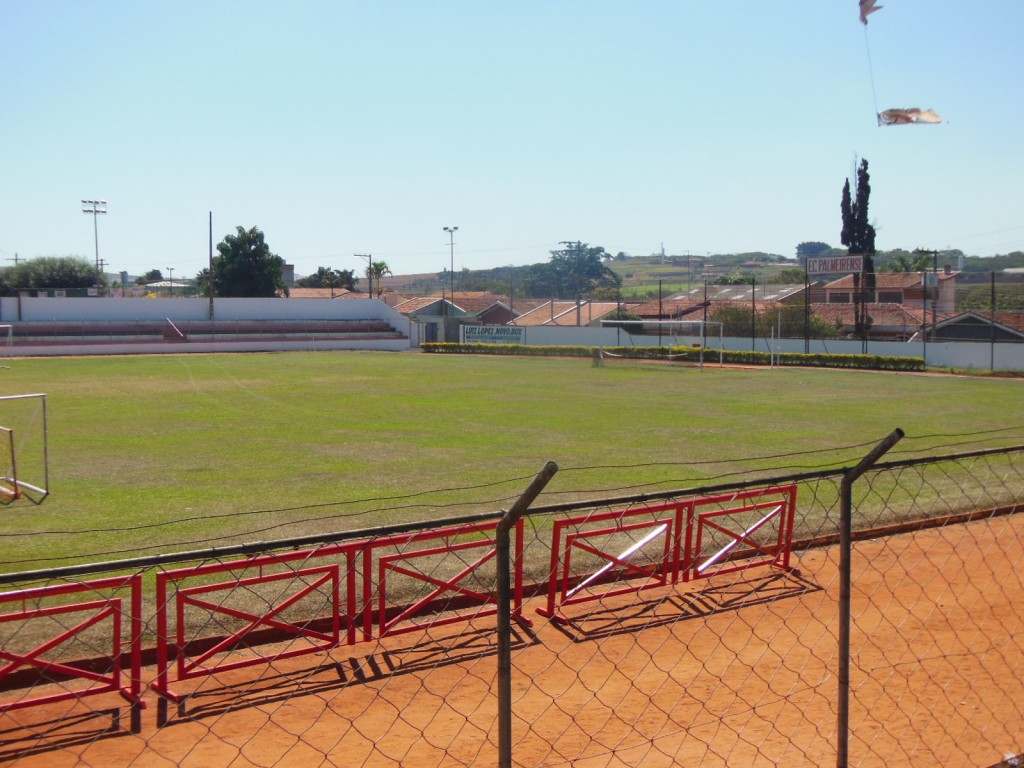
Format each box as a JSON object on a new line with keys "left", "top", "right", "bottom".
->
{"left": 778, "top": 267, "right": 807, "bottom": 283}
{"left": 884, "top": 250, "right": 931, "bottom": 272}
{"left": 548, "top": 241, "right": 621, "bottom": 299}
{"left": 366, "top": 261, "right": 392, "bottom": 298}
{"left": 193, "top": 268, "right": 212, "bottom": 296}
{"left": 213, "top": 226, "right": 286, "bottom": 298}
{"left": 958, "top": 285, "right": 1024, "bottom": 312}
{"left": 297, "top": 267, "right": 358, "bottom": 291}
{"left": 135, "top": 268, "right": 164, "bottom": 286}
{"left": 708, "top": 303, "right": 755, "bottom": 336}
{"left": 520, "top": 262, "right": 558, "bottom": 298}
{"left": 796, "top": 242, "right": 831, "bottom": 263}
{"left": 709, "top": 302, "right": 840, "bottom": 339}
{"left": 0, "top": 256, "right": 104, "bottom": 294}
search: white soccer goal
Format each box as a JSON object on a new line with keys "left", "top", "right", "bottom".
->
{"left": 0, "top": 393, "right": 49, "bottom": 503}
{"left": 599, "top": 319, "right": 724, "bottom": 370}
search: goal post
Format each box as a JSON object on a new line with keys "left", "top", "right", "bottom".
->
{"left": 599, "top": 319, "right": 724, "bottom": 369}
{"left": 0, "top": 393, "right": 49, "bottom": 503}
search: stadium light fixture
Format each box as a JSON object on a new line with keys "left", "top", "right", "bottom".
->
{"left": 443, "top": 226, "right": 458, "bottom": 309}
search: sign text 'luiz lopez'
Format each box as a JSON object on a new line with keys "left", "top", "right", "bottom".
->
{"left": 806, "top": 255, "right": 865, "bottom": 275}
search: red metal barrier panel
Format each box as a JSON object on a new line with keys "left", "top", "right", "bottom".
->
{"left": 0, "top": 574, "right": 144, "bottom": 732}
{"left": 537, "top": 502, "right": 691, "bottom": 624}
{"left": 363, "top": 519, "right": 527, "bottom": 640}
{"left": 686, "top": 485, "right": 798, "bottom": 581}
{"left": 153, "top": 543, "right": 358, "bottom": 725}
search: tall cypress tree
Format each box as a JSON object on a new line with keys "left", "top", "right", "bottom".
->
{"left": 840, "top": 158, "right": 878, "bottom": 343}
{"left": 840, "top": 158, "right": 877, "bottom": 286}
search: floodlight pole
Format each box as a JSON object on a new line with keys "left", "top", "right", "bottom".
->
{"left": 167, "top": 267, "right": 174, "bottom": 296}
{"left": 81, "top": 199, "right": 107, "bottom": 272}
{"left": 444, "top": 226, "right": 458, "bottom": 304}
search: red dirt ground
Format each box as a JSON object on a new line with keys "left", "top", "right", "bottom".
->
{"left": 3, "top": 514, "right": 1023, "bottom": 767}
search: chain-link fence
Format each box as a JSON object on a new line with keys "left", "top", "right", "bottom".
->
{"left": 0, "top": 444, "right": 1021, "bottom": 766}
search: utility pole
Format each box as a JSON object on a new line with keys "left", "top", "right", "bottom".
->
{"left": 81, "top": 199, "right": 107, "bottom": 271}
{"left": 914, "top": 249, "right": 940, "bottom": 340}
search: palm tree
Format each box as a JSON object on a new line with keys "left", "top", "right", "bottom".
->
{"left": 366, "top": 261, "right": 392, "bottom": 298}
{"left": 886, "top": 251, "right": 931, "bottom": 272}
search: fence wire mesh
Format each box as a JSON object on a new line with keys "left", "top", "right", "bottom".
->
{"left": 0, "top": 447, "right": 1021, "bottom": 767}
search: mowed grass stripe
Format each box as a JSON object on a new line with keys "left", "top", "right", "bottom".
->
{"left": 0, "top": 351, "right": 1020, "bottom": 570}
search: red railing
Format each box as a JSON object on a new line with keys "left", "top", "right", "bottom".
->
{"left": 0, "top": 483, "right": 799, "bottom": 729}
{"left": 364, "top": 519, "right": 529, "bottom": 639}
{"left": 0, "top": 574, "right": 144, "bottom": 732}
{"left": 537, "top": 485, "right": 799, "bottom": 622}
{"left": 537, "top": 501, "right": 690, "bottom": 624}
{"left": 153, "top": 544, "right": 358, "bottom": 724}
{"left": 687, "top": 485, "right": 798, "bottom": 581}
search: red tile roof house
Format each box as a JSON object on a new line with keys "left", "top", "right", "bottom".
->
{"left": 930, "top": 311, "right": 1024, "bottom": 342}
{"left": 817, "top": 270, "right": 961, "bottom": 339}
{"left": 509, "top": 300, "right": 623, "bottom": 327}
{"left": 811, "top": 303, "right": 930, "bottom": 340}
{"left": 823, "top": 270, "right": 959, "bottom": 314}
{"left": 444, "top": 292, "right": 516, "bottom": 326}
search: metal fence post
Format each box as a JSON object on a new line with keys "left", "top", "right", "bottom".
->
{"left": 837, "top": 429, "right": 904, "bottom": 768}
{"left": 496, "top": 461, "right": 558, "bottom": 768}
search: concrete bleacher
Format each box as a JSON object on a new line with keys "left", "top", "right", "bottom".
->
{"left": 7, "top": 319, "right": 403, "bottom": 343}
{"left": 0, "top": 296, "right": 415, "bottom": 356}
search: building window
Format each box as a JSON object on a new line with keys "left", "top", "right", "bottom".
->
{"left": 829, "top": 293, "right": 851, "bottom": 303}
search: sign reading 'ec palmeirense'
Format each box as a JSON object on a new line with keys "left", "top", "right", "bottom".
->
{"left": 806, "top": 255, "right": 865, "bottom": 275}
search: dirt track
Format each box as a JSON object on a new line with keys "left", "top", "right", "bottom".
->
{"left": 3, "top": 514, "right": 1023, "bottom": 767}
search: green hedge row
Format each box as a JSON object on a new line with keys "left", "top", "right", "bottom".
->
{"left": 420, "top": 343, "right": 925, "bottom": 372}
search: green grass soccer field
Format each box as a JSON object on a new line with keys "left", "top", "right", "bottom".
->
{"left": 0, "top": 350, "right": 1020, "bottom": 572}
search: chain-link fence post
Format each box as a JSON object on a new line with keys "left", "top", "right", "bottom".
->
{"left": 837, "top": 428, "right": 904, "bottom": 768}
{"left": 497, "top": 461, "right": 558, "bottom": 768}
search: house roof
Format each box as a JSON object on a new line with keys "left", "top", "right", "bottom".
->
{"left": 933, "top": 311, "right": 1024, "bottom": 337}
{"left": 810, "top": 302, "right": 931, "bottom": 328}
{"left": 288, "top": 288, "right": 355, "bottom": 299}
{"left": 824, "top": 272, "right": 959, "bottom": 290}
{"left": 630, "top": 299, "right": 708, "bottom": 318}
{"left": 669, "top": 284, "right": 806, "bottom": 302}
{"left": 393, "top": 296, "right": 454, "bottom": 314}
{"left": 511, "top": 301, "right": 622, "bottom": 327}
{"left": 425, "top": 291, "right": 514, "bottom": 315}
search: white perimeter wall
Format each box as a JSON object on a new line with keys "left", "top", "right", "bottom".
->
{"left": 509, "top": 325, "right": 1024, "bottom": 371}
{"left": 1, "top": 298, "right": 1019, "bottom": 369}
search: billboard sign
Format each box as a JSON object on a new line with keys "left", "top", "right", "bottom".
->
{"left": 806, "top": 255, "right": 864, "bottom": 275}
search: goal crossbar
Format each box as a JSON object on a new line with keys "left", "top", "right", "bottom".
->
{"left": 599, "top": 319, "right": 724, "bottom": 369}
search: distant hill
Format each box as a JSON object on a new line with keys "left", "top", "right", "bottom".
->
{"left": 368, "top": 249, "right": 1024, "bottom": 299}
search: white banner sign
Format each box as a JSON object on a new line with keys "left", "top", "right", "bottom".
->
{"left": 463, "top": 325, "right": 524, "bottom": 344}
{"left": 806, "top": 255, "right": 864, "bottom": 275}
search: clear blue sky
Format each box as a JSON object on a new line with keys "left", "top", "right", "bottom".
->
{"left": 2, "top": 1, "right": 1022, "bottom": 280}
